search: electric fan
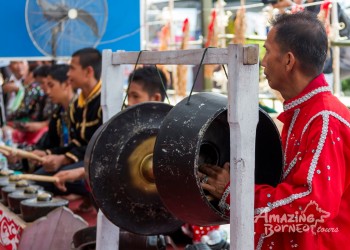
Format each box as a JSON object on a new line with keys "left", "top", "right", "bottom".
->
{"left": 25, "top": 0, "right": 108, "bottom": 57}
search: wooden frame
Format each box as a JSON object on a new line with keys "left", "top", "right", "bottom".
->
{"left": 97, "top": 44, "right": 259, "bottom": 250}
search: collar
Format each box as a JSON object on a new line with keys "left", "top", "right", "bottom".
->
{"left": 283, "top": 74, "right": 331, "bottom": 112}
{"left": 77, "top": 81, "right": 101, "bottom": 108}
{"left": 278, "top": 74, "right": 331, "bottom": 122}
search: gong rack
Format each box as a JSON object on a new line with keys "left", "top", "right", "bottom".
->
{"left": 95, "top": 44, "right": 260, "bottom": 250}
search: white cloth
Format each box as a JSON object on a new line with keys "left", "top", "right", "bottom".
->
{"left": 5, "top": 75, "right": 23, "bottom": 114}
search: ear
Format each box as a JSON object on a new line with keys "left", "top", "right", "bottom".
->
{"left": 151, "top": 93, "right": 162, "bottom": 102}
{"left": 86, "top": 66, "right": 95, "bottom": 78}
{"left": 285, "top": 52, "right": 296, "bottom": 72}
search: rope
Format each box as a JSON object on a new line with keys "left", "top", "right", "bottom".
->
{"left": 187, "top": 47, "right": 211, "bottom": 104}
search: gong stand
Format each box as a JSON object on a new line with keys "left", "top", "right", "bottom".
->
{"left": 97, "top": 44, "right": 259, "bottom": 250}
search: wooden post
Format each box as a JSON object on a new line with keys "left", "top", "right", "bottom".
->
{"left": 98, "top": 45, "right": 259, "bottom": 250}
{"left": 228, "top": 44, "right": 259, "bottom": 250}
{"left": 96, "top": 49, "right": 125, "bottom": 250}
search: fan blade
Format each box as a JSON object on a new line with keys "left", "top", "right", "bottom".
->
{"left": 37, "top": 0, "right": 68, "bottom": 21}
{"left": 77, "top": 9, "right": 99, "bottom": 37}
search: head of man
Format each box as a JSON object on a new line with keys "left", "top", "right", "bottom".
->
{"left": 33, "top": 65, "right": 51, "bottom": 94}
{"left": 262, "top": 11, "right": 328, "bottom": 100}
{"left": 67, "top": 48, "right": 102, "bottom": 89}
{"left": 46, "top": 64, "right": 72, "bottom": 106}
{"left": 9, "top": 61, "right": 28, "bottom": 80}
{"left": 127, "top": 66, "right": 167, "bottom": 106}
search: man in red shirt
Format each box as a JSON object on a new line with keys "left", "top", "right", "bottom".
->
{"left": 200, "top": 11, "right": 350, "bottom": 249}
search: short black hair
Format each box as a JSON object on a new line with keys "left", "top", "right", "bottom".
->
{"left": 48, "top": 64, "right": 69, "bottom": 84}
{"left": 72, "top": 47, "right": 102, "bottom": 81}
{"left": 271, "top": 11, "right": 328, "bottom": 76}
{"left": 33, "top": 65, "right": 51, "bottom": 78}
{"left": 128, "top": 66, "right": 167, "bottom": 101}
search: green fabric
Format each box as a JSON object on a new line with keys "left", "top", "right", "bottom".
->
{"left": 259, "top": 103, "right": 277, "bottom": 113}
{"left": 9, "top": 86, "right": 25, "bottom": 113}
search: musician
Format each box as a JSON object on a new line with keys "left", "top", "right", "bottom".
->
{"left": 200, "top": 12, "right": 350, "bottom": 249}
{"left": 32, "top": 64, "right": 77, "bottom": 157}
{"left": 37, "top": 48, "right": 102, "bottom": 169}
{"left": 32, "top": 48, "right": 102, "bottom": 205}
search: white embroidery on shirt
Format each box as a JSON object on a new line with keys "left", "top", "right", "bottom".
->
{"left": 283, "top": 86, "right": 331, "bottom": 111}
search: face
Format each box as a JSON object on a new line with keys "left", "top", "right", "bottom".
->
{"left": 127, "top": 82, "right": 158, "bottom": 106}
{"left": 294, "top": 0, "right": 303, "bottom": 4}
{"left": 67, "top": 56, "right": 88, "bottom": 89}
{"left": 261, "top": 28, "right": 286, "bottom": 92}
{"left": 9, "top": 61, "right": 28, "bottom": 80}
{"left": 46, "top": 75, "right": 67, "bottom": 105}
{"left": 36, "top": 76, "right": 49, "bottom": 94}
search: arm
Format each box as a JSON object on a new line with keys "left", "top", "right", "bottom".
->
{"left": 254, "top": 114, "right": 347, "bottom": 234}
{"left": 22, "top": 120, "right": 49, "bottom": 132}
{"left": 54, "top": 167, "right": 85, "bottom": 192}
{"left": 40, "top": 154, "right": 74, "bottom": 172}
{"left": 2, "top": 81, "right": 19, "bottom": 94}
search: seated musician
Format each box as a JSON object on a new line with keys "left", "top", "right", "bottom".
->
{"left": 29, "top": 48, "right": 103, "bottom": 212}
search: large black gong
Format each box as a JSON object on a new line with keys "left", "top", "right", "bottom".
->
{"left": 85, "top": 102, "right": 183, "bottom": 235}
{"left": 153, "top": 92, "right": 283, "bottom": 226}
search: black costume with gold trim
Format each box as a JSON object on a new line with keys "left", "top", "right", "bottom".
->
{"left": 47, "top": 83, "right": 102, "bottom": 162}
{"left": 36, "top": 105, "right": 70, "bottom": 151}
{"left": 36, "top": 94, "right": 78, "bottom": 151}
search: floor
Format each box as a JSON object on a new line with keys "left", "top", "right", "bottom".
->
{"left": 67, "top": 197, "right": 97, "bottom": 226}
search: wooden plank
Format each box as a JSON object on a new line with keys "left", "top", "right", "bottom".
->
{"left": 227, "top": 44, "right": 259, "bottom": 250}
{"left": 112, "top": 48, "right": 229, "bottom": 65}
{"left": 101, "top": 50, "right": 125, "bottom": 122}
{"left": 96, "top": 211, "right": 120, "bottom": 250}
{"left": 19, "top": 207, "right": 87, "bottom": 250}
{"left": 49, "top": 207, "right": 88, "bottom": 249}
{"left": 96, "top": 49, "right": 125, "bottom": 250}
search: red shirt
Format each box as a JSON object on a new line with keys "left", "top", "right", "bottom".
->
{"left": 223, "top": 74, "right": 350, "bottom": 249}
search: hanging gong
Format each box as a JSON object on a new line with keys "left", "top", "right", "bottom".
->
{"left": 153, "top": 92, "right": 283, "bottom": 226}
{"left": 85, "top": 102, "right": 183, "bottom": 235}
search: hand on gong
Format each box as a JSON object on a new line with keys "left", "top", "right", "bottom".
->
{"left": 198, "top": 162, "right": 230, "bottom": 200}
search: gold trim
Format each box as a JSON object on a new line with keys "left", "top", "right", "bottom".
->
{"left": 72, "top": 139, "right": 81, "bottom": 147}
{"left": 85, "top": 119, "right": 101, "bottom": 127}
{"left": 65, "top": 152, "right": 79, "bottom": 163}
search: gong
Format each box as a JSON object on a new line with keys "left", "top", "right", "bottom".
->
{"left": 85, "top": 102, "right": 183, "bottom": 235}
{"left": 153, "top": 92, "right": 283, "bottom": 226}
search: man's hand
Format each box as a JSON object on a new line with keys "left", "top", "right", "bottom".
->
{"left": 198, "top": 162, "right": 230, "bottom": 199}
{"left": 2, "top": 81, "right": 19, "bottom": 94}
{"left": 41, "top": 154, "right": 72, "bottom": 173}
{"left": 29, "top": 150, "right": 47, "bottom": 166}
{"left": 22, "top": 121, "right": 48, "bottom": 132}
{"left": 31, "top": 150, "right": 47, "bottom": 157}
{"left": 6, "top": 150, "right": 20, "bottom": 164}
{"left": 54, "top": 167, "right": 85, "bottom": 192}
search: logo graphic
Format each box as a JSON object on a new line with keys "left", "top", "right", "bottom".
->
{"left": 255, "top": 200, "right": 338, "bottom": 237}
